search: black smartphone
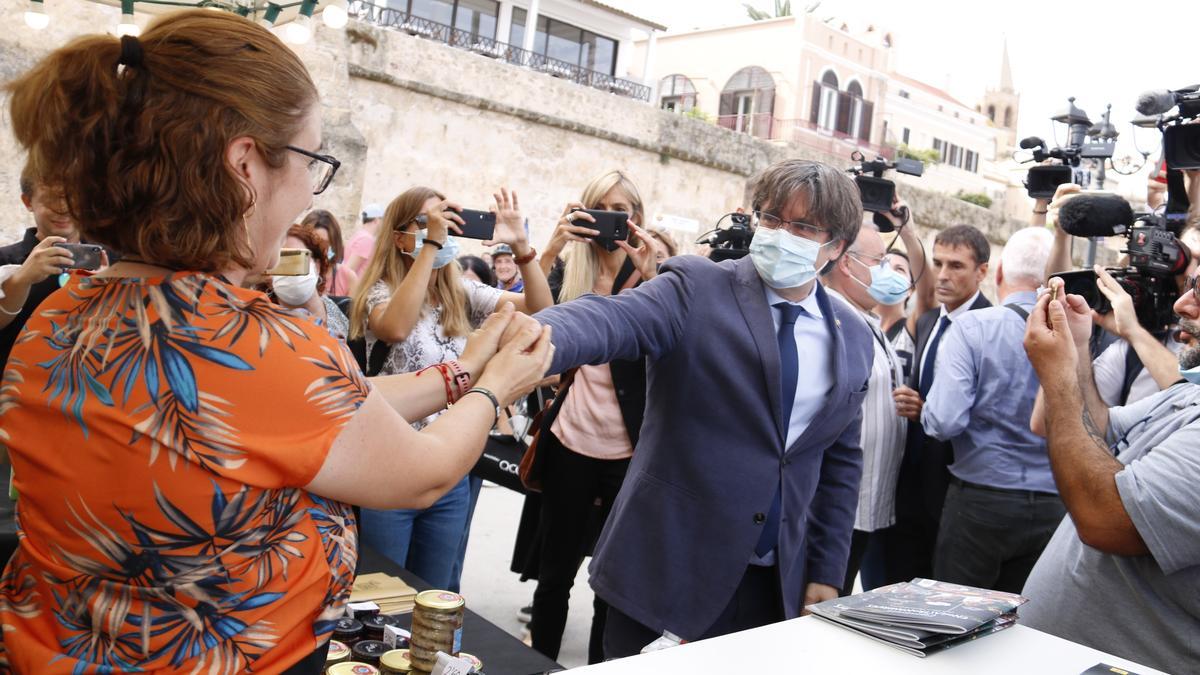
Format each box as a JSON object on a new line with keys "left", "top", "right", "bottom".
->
{"left": 577, "top": 209, "right": 629, "bottom": 251}
{"left": 54, "top": 243, "right": 104, "bottom": 271}
{"left": 457, "top": 209, "right": 497, "bottom": 240}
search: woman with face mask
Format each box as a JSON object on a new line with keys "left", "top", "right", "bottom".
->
{"left": 301, "top": 209, "right": 360, "bottom": 298}
{"left": 348, "top": 186, "right": 553, "bottom": 592}
{"left": 270, "top": 224, "right": 350, "bottom": 340}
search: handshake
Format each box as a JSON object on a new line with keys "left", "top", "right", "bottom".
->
{"left": 459, "top": 303, "right": 556, "bottom": 408}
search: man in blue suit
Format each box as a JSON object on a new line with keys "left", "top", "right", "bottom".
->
{"left": 520, "top": 160, "right": 875, "bottom": 657}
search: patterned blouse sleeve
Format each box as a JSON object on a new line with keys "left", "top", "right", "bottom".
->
{"left": 205, "top": 300, "right": 370, "bottom": 490}
{"left": 462, "top": 278, "right": 504, "bottom": 328}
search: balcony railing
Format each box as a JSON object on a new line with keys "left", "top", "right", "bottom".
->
{"left": 347, "top": 1, "right": 652, "bottom": 102}
{"left": 716, "top": 114, "right": 894, "bottom": 160}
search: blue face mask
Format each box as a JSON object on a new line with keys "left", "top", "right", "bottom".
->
{"left": 748, "top": 226, "right": 831, "bottom": 289}
{"left": 1179, "top": 363, "right": 1200, "bottom": 385}
{"left": 849, "top": 255, "right": 911, "bottom": 306}
{"left": 408, "top": 229, "right": 460, "bottom": 269}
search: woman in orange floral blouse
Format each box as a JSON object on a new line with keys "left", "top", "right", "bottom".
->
{"left": 0, "top": 10, "right": 552, "bottom": 675}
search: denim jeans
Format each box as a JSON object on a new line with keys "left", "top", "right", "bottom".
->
{"left": 360, "top": 476, "right": 472, "bottom": 591}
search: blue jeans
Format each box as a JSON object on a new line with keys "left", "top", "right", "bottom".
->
{"left": 360, "top": 476, "right": 472, "bottom": 591}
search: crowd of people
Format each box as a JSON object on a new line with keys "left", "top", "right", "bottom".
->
{"left": 0, "top": 9, "right": 1194, "bottom": 675}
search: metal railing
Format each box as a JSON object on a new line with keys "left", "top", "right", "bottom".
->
{"left": 716, "top": 114, "right": 895, "bottom": 159}
{"left": 347, "top": 1, "right": 651, "bottom": 102}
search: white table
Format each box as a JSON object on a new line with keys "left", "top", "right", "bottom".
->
{"left": 567, "top": 617, "right": 1166, "bottom": 674}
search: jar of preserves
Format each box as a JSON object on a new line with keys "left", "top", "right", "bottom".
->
{"left": 378, "top": 649, "right": 412, "bottom": 675}
{"left": 362, "top": 614, "right": 402, "bottom": 642}
{"left": 351, "top": 639, "right": 389, "bottom": 667}
{"left": 326, "top": 662, "right": 381, "bottom": 675}
{"left": 408, "top": 591, "right": 465, "bottom": 672}
{"left": 333, "top": 618, "right": 364, "bottom": 646}
{"left": 326, "top": 640, "right": 351, "bottom": 667}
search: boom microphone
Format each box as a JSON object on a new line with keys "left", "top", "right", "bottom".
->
{"left": 1136, "top": 90, "right": 1179, "bottom": 116}
{"left": 1019, "top": 136, "right": 1046, "bottom": 150}
{"left": 1057, "top": 193, "right": 1134, "bottom": 238}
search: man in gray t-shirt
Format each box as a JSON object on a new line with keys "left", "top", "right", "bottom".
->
{"left": 1022, "top": 278, "right": 1200, "bottom": 675}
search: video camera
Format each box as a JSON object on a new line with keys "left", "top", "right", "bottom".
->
{"left": 1019, "top": 97, "right": 1116, "bottom": 199}
{"left": 846, "top": 151, "right": 923, "bottom": 232}
{"left": 1136, "top": 84, "right": 1200, "bottom": 219}
{"left": 1051, "top": 192, "right": 1188, "bottom": 331}
{"left": 697, "top": 211, "right": 754, "bottom": 262}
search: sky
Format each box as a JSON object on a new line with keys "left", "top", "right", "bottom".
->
{"left": 609, "top": 0, "right": 1194, "bottom": 187}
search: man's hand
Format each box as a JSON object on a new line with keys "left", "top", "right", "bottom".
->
{"left": 499, "top": 310, "right": 543, "bottom": 349}
{"left": 892, "top": 385, "right": 923, "bottom": 422}
{"left": 15, "top": 236, "right": 73, "bottom": 286}
{"left": 1091, "top": 265, "right": 1142, "bottom": 340}
{"left": 1024, "top": 289, "right": 1081, "bottom": 386}
{"left": 801, "top": 582, "right": 839, "bottom": 615}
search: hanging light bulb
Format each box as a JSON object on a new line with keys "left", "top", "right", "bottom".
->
{"left": 284, "top": 0, "right": 317, "bottom": 44}
{"left": 259, "top": 2, "right": 282, "bottom": 28}
{"left": 24, "top": 0, "right": 49, "bottom": 30}
{"left": 322, "top": 0, "right": 348, "bottom": 29}
{"left": 117, "top": 0, "right": 139, "bottom": 37}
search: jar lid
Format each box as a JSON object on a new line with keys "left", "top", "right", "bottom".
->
{"left": 363, "top": 614, "right": 402, "bottom": 629}
{"left": 457, "top": 652, "right": 483, "bottom": 670}
{"left": 327, "top": 640, "right": 351, "bottom": 660}
{"left": 327, "top": 663, "right": 381, "bottom": 675}
{"left": 352, "top": 640, "right": 389, "bottom": 658}
{"left": 414, "top": 590, "right": 465, "bottom": 611}
{"left": 334, "top": 618, "right": 364, "bottom": 637}
{"left": 379, "top": 649, "right": 412, "bottom": 670}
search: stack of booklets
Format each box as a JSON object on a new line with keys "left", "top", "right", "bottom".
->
{"left": 349, "top": 572, "right": 419, "bottom": 615}
{"left": 808, "top": 578, "right": 1026, "bottom": 657}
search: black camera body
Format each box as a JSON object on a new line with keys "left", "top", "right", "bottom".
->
{"left": 699, "top": 212, "right": 754, "bottom": 261}
{"left": 1019, "top": 137, "right": 1107, "bottom": 199}
{"left": 1052, "top": 202, "right": 1188, "bottom": 332}
{"left": 846, "top": 152, "right": 923, "bottom": 231}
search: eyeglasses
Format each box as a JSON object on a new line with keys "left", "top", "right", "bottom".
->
{"left": 847, "top": 250, "right": 886, "bottom": 267}
{"left": 287, "top": 145, "right": 340, "bottom": 195}
{"left": 1186, "top": 274, "right": 1200, "bottom": 300}
{"left": 753, "top": 211, "right": 829, "bottom": 240}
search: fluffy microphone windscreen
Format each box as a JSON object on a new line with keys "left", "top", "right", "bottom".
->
{"left": 1057, "top": 193, "right": 1134, "bottom": 238}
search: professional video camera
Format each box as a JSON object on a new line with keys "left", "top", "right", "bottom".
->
{"left": 1050, "top": 193, "right": 1188, "bottom": 332}
{"left": 1019, "top": 97, "right": 1117, "bottom": 199}
{"left": 1136, "top": 84, "right": 1200, "bottom": 219}
{"left": 697, "top": 211, "right": 754, "bottom": 261}
{"left": 846, "top": 151, "right": 923, "bottom": 232}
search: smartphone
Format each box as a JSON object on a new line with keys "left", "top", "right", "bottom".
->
{"left": 266, "top": 248, "right": 313, "bottom": 276}
{"left": 55, "top": 243, "right": 104, "bottom": 271}
{"left": 457, "top": 209, "right": 497, "bottom": 240}
{"left": 576, "top": 209, "right": 630, "bottom": 251}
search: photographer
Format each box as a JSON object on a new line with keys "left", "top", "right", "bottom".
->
{"left": 1021, "top": 276, "right": 1199, "bottom": 675}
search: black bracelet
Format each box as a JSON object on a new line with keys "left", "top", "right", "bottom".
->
{"left": 1033, "top": 209, "right": 1048, "bottom": 215}
{"left": 464, "top": 387, "right": 501, "bottom": 428}
{"left": 425, "top": 239, "right": 445, "bottom": 250}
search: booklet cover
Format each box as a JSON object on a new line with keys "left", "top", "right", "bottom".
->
{"left": 808, "top": 579, "right": 1027, "bottom": 657}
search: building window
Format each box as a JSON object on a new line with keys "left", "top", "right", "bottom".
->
{"left": 720, "top": 66, "right": 776, "bottom": 138}
{"left": 932, "top": 138, "right": 942, "bottom": 161}
{"left": 509, "top": 8, "right": 617, "bottom": 75}
{"left": 899, "top": 90, "right": 910, "bottom": 99}
{"left": 816, "top": 70, "right": 839, "bottom": 131}
{"left": 659, "top": 74, "right": 697, "bottom": 113}
{"left": 399, "top": 0, "right": 499, "bottom": 38}
{"left": 846, "top": 80, "right": 865, "bottom": 139}
{"left": 1004, "top": 106, "right": 1013, "bottom": 128}
{"left": 902, "top": 127, "right": 910, "bottom": 145}
{"left": 987, "top": 104, "right": 996, "bottom": 122}
{"left": 965, "top": 150, "right": 978, "bottom": 173}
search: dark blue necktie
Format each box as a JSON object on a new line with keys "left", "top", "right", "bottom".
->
{"left": 755, "top": 302, "right": 804, "bottom": 558}
{"left": 918, "top": 316, "right": 952, "bottom": 400}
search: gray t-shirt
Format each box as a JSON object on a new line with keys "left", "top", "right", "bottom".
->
{"left": 1020, "top": 382, "right": 1200, "bottom": 674}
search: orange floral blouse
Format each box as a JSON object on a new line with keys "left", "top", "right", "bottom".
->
{"left": 0, "top": 272, "right": 367, "bottom": 673}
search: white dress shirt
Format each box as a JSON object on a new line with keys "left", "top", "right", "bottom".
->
{"left": 917, "top": 289, "right": 981, "bottom": 387}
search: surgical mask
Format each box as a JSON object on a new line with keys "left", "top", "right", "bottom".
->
{"left": 1180, "top": 364, "right": 1200, "bottom": 385}
{"left": 272, "top": 261, "right": 319, "bottom": 306}
{"left": 749, "top": 226, "right": 832, "bottom": 289}
{"left": 849, "top": 255, "right": 911, "bottom": 306}
{"left": 408, "top": 230, "right": 460, "bottom": 269}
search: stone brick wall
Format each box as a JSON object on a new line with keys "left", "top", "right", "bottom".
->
{"left": 0, "top": 3, "right": 1037, "bottom": 272}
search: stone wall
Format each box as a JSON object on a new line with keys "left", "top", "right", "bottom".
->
{"left": 0, "top": 2, "right": 1033, "bottom": 267}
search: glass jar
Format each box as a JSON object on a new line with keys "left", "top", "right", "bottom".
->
{"left": 326, "top": 663, "right": 381, "bottom": 675}
{"left": 378, "top": 649, "right": 413, "bottom": 675}
{"left": 408, "top": 590, "right": 465, "bottom": 672}
{"left": 351, "top": 639, "right": 389, "bottom": 667}
{"left": 326, "top": 640, "right": 351, "bottom": 667}
{"left": 333, "top": 617, "right": 364, "bottom": 646}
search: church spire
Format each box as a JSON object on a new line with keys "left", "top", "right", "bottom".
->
{"left": 1000, "top": 37, "right": 1014, "bottom": 93}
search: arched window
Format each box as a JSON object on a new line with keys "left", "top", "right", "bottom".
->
{"left": 987, "top": 105, "right": 996, "bottom": 122}
{"left": 846, "top": 80, "right": 865, "bottom": 139}
{"left": 719, "top": 66, "right": 776, "bottom": 137}
{"left": 1003, "top": 106, "right": 1013, "bottom": 128}
{"left": 813, "top": 69, "right": 840, "bottom": 132}
{"left": 659, "top": 74, "right": 697, "bottom": 113}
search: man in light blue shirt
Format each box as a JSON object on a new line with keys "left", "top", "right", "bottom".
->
{"left": 922, "top": 227, "right": 1065, "bottom": 592}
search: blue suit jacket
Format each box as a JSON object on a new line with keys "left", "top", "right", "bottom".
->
{"left": 534, "top": 255, "right": 873, "bottom": 639}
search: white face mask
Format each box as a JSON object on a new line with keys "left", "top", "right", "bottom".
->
{"left": 748, "top": 226, "right": 832, "bottom": 289}
{"left": 272, "top": 261, "right": 319, "bottom": 306}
